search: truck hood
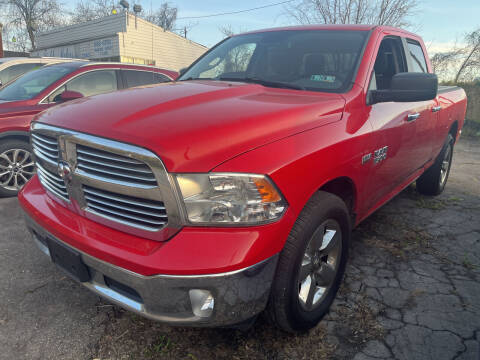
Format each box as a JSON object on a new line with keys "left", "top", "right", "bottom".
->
{"left": 36, "top": 81, "right": 345, "bottom": 172}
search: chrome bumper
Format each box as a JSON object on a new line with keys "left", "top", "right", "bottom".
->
{"left": 24, "top": 214, "right": 279, "bottom": 327}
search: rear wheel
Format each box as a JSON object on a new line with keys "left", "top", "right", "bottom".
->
{"left": 267, "top": 191, "right": 351, "bottom": 333}
{"left": 416, "top": 134, "right": 454, "bottom": 196}
{"left": 0, "top": 140, "right": 35, "bottom": 197}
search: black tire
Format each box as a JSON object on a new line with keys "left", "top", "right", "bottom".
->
{"left": 267, "top": 191, "right": 351, "bottom": 333}
{"left": 416, "top": 134, "right": 454, "bottom": 196}
{"left": 0, "top": 139, "right": 35, "bottom": 197}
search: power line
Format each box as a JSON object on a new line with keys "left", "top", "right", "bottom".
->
{"left": 176, "top": 0, "right": 296, "bottom": 20}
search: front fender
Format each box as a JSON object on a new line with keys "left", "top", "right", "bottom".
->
{"left": 212, "top": 118, "right": 372, "bottom": 225}
{"left": 0, "top": 130, "right": 30, "bottom": 140}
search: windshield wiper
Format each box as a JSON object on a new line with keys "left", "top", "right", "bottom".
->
{"left": 218, "top": 76, "right": 305, "bottom": 90}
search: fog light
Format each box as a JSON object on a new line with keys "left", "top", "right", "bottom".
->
{"left": 189, "top": 289, "right": 214, "bottom": 318}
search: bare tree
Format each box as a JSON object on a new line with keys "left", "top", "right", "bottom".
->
{"left": 429, "top": 28, "right": 480, "bottom": 83}
{"left": 0, "top": 0, "right": 65, "bottom": 49}
{"left": 0, "top": 23, "right": 30, "bottom": 51}
{"left": 286, "top": 0, "right": 418, "bottom": 28}
{"left": 218, "top": 25, "right": 249, "bottom": 38}
{"left": 70, "top": 0, "right": 118, "bottom": 24}
{"left": 430, "top": 51, "right": 457, "bottom": 79}
{"left": 454, "top": 28, "right": 480, "bottom": 83}
{"left": 70, "top": 1, "right": 178, "bottom": 33}
{"left": 219, "top": 25, "right": 235, "bottom": 37}
{"left": 145, "top": 2, "right": 177, "bottom": 31}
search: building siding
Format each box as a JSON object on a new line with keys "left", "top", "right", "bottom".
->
{"left": 35, "top": 14, "right": 126, "bottom": 50}
{"left": 32, "top": 36, "right": 119, "bottom": 59}
{"left": 118, "top": 14, "right": 207, "bottom": 70}
{"left": 32, "top": 13, "right": 207, "bottom": 71}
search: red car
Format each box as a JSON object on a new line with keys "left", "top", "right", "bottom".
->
{"left": 0, "top": 62, "right": 177, "bottom": 196}
{"left": 20, "top": 25, "right": 467, "bottom": 332}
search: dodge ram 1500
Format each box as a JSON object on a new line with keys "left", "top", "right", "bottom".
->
{"left": 19, "top": 25, "right": 467, "bottom": 332}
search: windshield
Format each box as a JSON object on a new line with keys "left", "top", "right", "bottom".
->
{"left": 179, "top": 30, "right": 369, "bottom": 93}
{"left": 0, "top": 65, "right": 75, "bottom": 101}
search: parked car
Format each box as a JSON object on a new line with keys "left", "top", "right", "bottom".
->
{"left": 0, "top": 57, "right": 81, "bottom": 88}
{"left": 20, "top": 25, "right": 467, "bottom": 332}
{"left": 0, "top": 61, "right": 177, "bottom": 196}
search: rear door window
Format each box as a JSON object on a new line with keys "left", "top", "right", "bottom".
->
{"left": 406, "top": 40, "right": 428, "bottom": 73}
{"left": 66, "top": 70, "right": 118, "bottom": 97}
{"left": 122, "top": 70, "right": 170, "bottom": 88}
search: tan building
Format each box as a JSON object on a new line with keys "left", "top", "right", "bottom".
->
{"left": 31, "top": 13, "right": 207, "bottom": 71}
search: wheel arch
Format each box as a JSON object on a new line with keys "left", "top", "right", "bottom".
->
{"left": 449, "top": 121, "right": 459, "bottom": 143}
{"left": 318, "top": 176, "right": 357, "bottom": 220}
{"left": 0, "top": 131, "right": 30, "bottom": 144}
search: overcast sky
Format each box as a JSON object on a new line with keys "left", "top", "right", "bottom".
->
{"left": 69, "top": 0, "right": 479, "bottom": 53}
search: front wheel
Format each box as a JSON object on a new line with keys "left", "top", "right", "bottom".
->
{"left": 267, "top": 191, "right": 351, "bottom": 333}
{"left": 0, "top": 140, "right": 36, "bottom": 197}
{"left": 416, "top": 134, "right": 454, "bottom": 196}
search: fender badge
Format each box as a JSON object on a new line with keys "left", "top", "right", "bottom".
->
{"left": 362, "top": 153, "right": 372, "bottom": 164}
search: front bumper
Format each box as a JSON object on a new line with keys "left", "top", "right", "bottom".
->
{"left": 25, "top": 213, "right": 279, "bottom": 326}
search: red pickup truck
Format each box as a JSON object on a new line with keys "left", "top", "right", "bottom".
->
{"left": 19, "top": 25, "right": 467, "bottom": 332}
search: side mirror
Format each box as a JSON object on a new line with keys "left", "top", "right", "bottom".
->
{"left": 179, "top": 67, "right": 188, "bottom": 77}
{"left": 369, "top": 72, "right": 438, "bottom": 105}
{"left": 57, "top": 90, "right": 84, "bottom": 102}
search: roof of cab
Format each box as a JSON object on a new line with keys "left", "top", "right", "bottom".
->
{"left": 237, "top": 24, "right": 376, "bottom": 36}
{"left": 236, "top": 24, "right": 419, "bottom": 39}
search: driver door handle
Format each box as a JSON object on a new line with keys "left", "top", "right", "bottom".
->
{"left": 432, "top": 106, "right": 442, "bottom": 113}
{"left": 407, "top": 113, "right": 420, "bottom": 122}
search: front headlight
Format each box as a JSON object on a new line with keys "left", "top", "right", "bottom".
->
{"left": 174, "top": 173, "right": 287, "bottom": 225}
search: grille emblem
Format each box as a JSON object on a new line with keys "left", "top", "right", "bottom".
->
{"left": 57, "top": 161, "right": 72, "bottom": 183}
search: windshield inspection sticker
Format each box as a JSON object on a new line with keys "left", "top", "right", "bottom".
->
{"left": 310, "top": 74, "right": 336, "bottom": 82}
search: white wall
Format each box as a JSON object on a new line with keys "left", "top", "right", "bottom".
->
{"left": 32, "top": 36, "right": 119, "bottom": 59}
{"left": 119, "top": 14, "right": 207, "bottom": 70}
{"left": 33, "top": 13, "right": 208, "bottom": 70}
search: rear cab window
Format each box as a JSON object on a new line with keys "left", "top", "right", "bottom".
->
{"left": 406, "top": 40, "right": 428, "bottom": 73}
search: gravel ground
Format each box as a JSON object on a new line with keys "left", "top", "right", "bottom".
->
{"left": 1, "top": 136, "right": 479, "bottom": 360}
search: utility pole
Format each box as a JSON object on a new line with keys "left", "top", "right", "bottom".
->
{"left": 0, "top": 24, "right": 3, "bottom": 58}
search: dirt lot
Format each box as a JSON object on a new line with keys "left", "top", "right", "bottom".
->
{"left": 1, "top": 137, "right": 479, "bottom": 360}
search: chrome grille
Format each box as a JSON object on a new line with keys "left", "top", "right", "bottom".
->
{"left": 31, "top": 133, "right": 59, "bottom": 163}
{"left": 76, "top": 145, "right": 157, "bottom": 187}
{"left": 36, "top": 162, "right": 69, "bottom": 201}
{"left": 83, "top": 186, "right": 167, "bottom": 231}
{"left": 30, "top": 123, "right": 181, "bottom": 241}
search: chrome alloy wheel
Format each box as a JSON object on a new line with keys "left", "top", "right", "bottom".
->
{"left": 298, "top": 219, "right": 342, "bottom": 311}
{"left": 0, "top": 149, "right": 35, "bottom": 191}
{"left": 440, "top": 143, "right": 452, "bottom": 187}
